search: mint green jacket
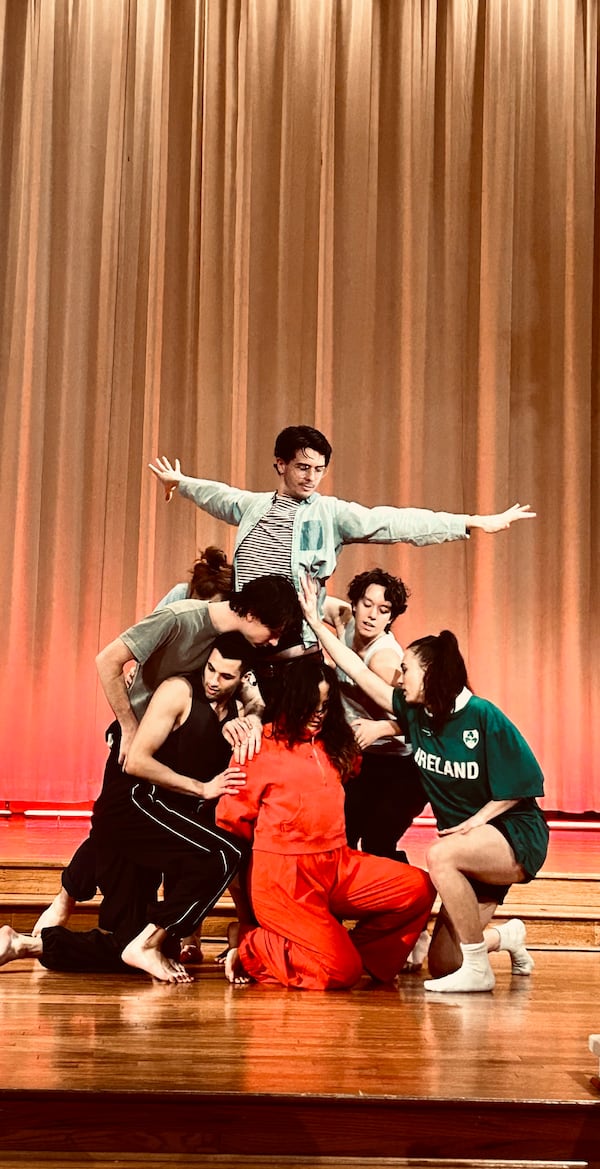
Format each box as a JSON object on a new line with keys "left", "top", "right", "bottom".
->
{"left": 178, "top": 477, "right": 468, "bottom": 642}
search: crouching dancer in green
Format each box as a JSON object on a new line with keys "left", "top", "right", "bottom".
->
{"left": 299, "top": 578, "right": 548, "bottom": 994}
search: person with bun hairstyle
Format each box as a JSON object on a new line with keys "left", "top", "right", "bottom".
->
{"left": 155, "top": 546, "right": 233, "bottom": 606}
{"left": 298, "top": 577, "right": 549, "bottom": 994}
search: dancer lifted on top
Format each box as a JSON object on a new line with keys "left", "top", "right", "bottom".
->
{"left": 149, "top": 424, "right": 535, "bottom": 711}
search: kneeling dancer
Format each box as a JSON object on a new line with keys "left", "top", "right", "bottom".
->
{"left": 216, "top": 655, "right": 435, "bottom": 990}
{"left": 299, "top": 578, "right": 549, "bottom": 994}
{"left": 0, "top": 634, "right": 252, "bottom": 983}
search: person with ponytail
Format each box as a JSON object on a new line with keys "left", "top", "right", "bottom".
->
{"left": 299, "top": 577, "right": 548, "bottom": 994}
{"left": 215, "top": 655, "right": 435, "bottom": 990}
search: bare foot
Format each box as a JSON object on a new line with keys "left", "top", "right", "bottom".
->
{"left": 224, "top": 946, "right": 251, "bottom": 985}
{"left": 180, "top": 932, "right": 204, "bottom": 964}
{"left": 32, "top": 889, "right": 77, "bottom": 936}
{"left": 216, "top": 921, "right": 239, "bottom": 964}
{"left": 0, "top": 925, "right": 42, "bottom": 966}
{"left": 121, "top": 924, "right": 193, "bottom": 984}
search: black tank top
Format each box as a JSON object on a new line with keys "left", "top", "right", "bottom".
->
{"left": 154, "top": 674, "right": 238, "bottom": 783}
{"left": 93, "top": 673, "right": 239, "bottom": 827}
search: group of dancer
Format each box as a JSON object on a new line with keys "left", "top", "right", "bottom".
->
{"left": 0, "top": 424, "right": 547, "bottom": 994}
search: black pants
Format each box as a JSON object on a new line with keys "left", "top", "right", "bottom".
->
{"left": 344, "top": 751, "right": 427, "bottom": 861}
{"left": 39, "top": 926, "right": 129, "bottom": 974}
{"left": 92, "top": 782, "right": 248, "bottom": 948}
{"left": 61, "top": 723, "right": 146, "bottom": 903}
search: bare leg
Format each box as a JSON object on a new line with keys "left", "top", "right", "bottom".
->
{"left": 217, "top": 868, "right": 254, "bottom": 963}
{"left": 423, "top": 826, "right": 525, "bottom": 993}
{"left": 0, "top": 925, "right": 43, "bottom": 966}
{"left": 121, "top": 923, "right": 193, "bottom": 984}
{"left": 32, "top": 888, "right": 77, "bottom": 936}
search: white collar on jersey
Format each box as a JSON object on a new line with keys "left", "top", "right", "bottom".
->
{"left": 452, "top": 686, "right": 473, "bottom": 713}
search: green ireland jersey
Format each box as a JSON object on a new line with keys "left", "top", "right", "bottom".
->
{"left": 391, "top": 689, "right": 548, "bottom": 877}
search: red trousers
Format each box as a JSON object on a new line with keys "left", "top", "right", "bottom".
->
{"left": 239, "top": 846, "right": 435, "bottom": 990}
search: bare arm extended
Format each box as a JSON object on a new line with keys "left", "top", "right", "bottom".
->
{"left": 465, "top": 504, "right": 536, "bottom": 533}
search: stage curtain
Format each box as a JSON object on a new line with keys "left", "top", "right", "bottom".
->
{"left": 0, "top": 0, "right": 597, "bottom": 809}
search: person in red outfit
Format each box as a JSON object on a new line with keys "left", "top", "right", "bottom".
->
{"left": 216, "top": 656, "right": 435, "bottom": 990}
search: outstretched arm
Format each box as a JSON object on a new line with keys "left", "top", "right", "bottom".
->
{"left": 465, "top": 503, "right": 536, "bottom": 533}
{"left": 299, "top": 577, "right": 395, "bottom": 715}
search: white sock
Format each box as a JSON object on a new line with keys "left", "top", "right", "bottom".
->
{"left": 494, "top": 918, "right": 534, "bottom": 976}
{"left": 404, "top": 929, "right": 431, "bottom": 970}
{"left": 424, "top": 940, "right": 495, "bottom": 993}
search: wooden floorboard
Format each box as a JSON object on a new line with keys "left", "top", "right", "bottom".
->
{"left": 0, "top": 1158, "right": 590, "bottom": 1169}
{"left": 1, "top": 820, "right": 598, "bottom": 874}
{"left": 2, "top": 822, "right": 599, "bottom": 947}
{"left": 0, "top": 821, "right": 599, "bottom": 1165}
{"left": 0, "top": 951, "right": 598, "bottom": 1162}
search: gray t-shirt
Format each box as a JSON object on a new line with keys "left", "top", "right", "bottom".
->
{"left": 120, "top": 600, "right": 218, "bottom": 719}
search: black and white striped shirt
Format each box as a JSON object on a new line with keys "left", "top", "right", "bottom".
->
{"left": 235, "top": 493, "right": 300, "bottom": 587}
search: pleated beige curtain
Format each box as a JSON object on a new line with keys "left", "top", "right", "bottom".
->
{"left": 0, "top": 0, "right": 597, "bottom": 808}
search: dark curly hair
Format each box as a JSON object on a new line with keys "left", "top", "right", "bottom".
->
{"left": 407, "top": 630, "right": 470, "bottom": 731}
{"left": 347, "top": 568, "right": 410, "bottom": 623}
{"left": 268, "top": 656, "right": 360, "bottom": 782}
{"left": 188, "top": 547, "right": 233, "bottom": 600}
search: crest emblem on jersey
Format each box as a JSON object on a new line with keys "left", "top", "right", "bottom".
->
{"left": 463, "top": 729, "right": 479, "bottom": 749}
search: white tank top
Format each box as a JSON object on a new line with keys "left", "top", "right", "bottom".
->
{"left": 336, "top": 619, "right": 412, "bottom": 757}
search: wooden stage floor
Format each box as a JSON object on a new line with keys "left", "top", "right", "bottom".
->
{"left": 1, "top": 815, "right": 598, "bottom": 873}
{"left": 0, "top": 818, "right": 599, "bottom": 1165}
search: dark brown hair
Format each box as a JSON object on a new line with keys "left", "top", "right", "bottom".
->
{"left": 188, "top": 547, "right": 232, "bottom": 600}
{"left": 268, "top": 657, "right": 360, "bottom": 782}
{"left": 407, "top": 630, "right": 470, "bottom": 731}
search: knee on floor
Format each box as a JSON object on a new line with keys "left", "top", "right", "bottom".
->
{"left": 319, "top": 949, "right": 364, "bottom": 990}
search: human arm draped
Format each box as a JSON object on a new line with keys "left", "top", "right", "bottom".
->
{"left": 437, "top": 799, "right": 520, "bottom": 837}
{"left": 96, "top": 637, "right": 140, "bottom": 763}
{"left": 124, "top": 677, "right": 246, "bottom": 800}
{"left": 350, "top": 717, "right": 403, "bottom": 751}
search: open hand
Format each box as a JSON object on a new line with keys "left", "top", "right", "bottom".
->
{"left": 298, "top": 574, "right": 320, "bottom": 626}
{"left": 148, "top": 455, "right": 183, "bottom": 501}
{"left": 472, "top": 503, "right": 536, "bottom": 533}
{"left": 203, "top": 767, "right": 247, "bottom": 800}
{"left": 438, "top": 812, "right": 486, "bottom": 836}
{"left": 351, "top": 719, "right": 383, "bottom": 751}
